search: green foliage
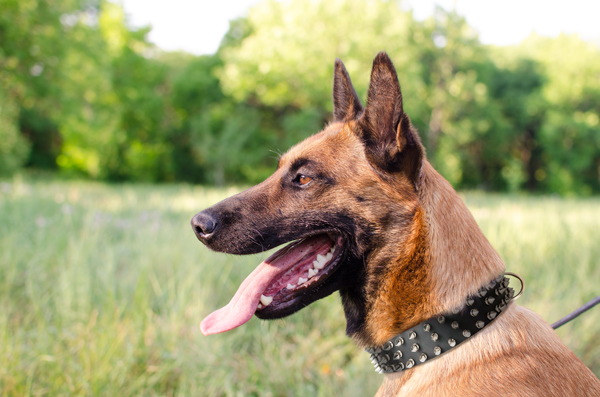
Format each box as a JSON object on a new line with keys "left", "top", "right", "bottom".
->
{"left": 0, "top": 179, "right": 598, "bottom": 393}
{"left": 0, "top": 91, "right": 30, "bottom": 174}
{"left": 1, "top": 0, "right": 599, "bottom": 194}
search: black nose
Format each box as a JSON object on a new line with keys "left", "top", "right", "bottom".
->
{"left": 191, "top": 211, "right": 218, "bottom": 239}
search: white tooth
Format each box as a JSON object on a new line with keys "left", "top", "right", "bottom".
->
{"left": 316, "top": 254, "right": 326, "bottom": 263}
{"left": 258, "top": 303, "right": 263, "bottom": 309}
{"left": 314, "top": 260, "right": 325, "bottom": 270}
{"left": 287, "top": 283, "right": 295, "bottom": 289}
{"left": 325, "top": 252, "right": 333, "bottom": 261}
{"left": 260, "top": 294, "right": 273, "bottom": 306}
{"left": 308, "top": 268, "right": 317, "bottom": 278}
{"left": 298, "top": 277, "right": 307, "bottom": 285}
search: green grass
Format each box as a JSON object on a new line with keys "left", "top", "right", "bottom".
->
{"left": 0, "top": 176, "right": 598, "bottom": 396}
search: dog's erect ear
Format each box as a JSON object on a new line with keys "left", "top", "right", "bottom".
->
{"left": 333, "top": 59, "right": 364, "bottom": 122}
{"left": 358, "top": 52, "right": 424, "bottom": 184}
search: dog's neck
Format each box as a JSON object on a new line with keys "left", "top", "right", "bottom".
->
{"left": 346, "top": 160, "right": 505, "bottom": 347}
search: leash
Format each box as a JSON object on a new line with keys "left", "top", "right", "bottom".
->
{"left": 551, "top": 295, "right": 600, "bottom": 329}
{"left": 500, "top": 273, "right": 600, "bottom": 329}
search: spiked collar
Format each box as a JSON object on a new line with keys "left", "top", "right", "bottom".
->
{"left": 366, "top": 274, "right": 518, "bottom": 374}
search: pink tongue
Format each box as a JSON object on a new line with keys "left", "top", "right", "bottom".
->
{"left": 200, "top": 235, "right": 331, "bottom": 335}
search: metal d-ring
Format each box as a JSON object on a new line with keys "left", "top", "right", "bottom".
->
{"left": 504, "top": 272, "right": 525, "bottom": 300}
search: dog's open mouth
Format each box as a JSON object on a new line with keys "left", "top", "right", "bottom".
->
{"left": 200, "top": 233, "right": 345, "bottom": 335}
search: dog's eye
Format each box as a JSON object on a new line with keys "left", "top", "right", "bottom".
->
{"left": 294, "top": 174, "right": 313, "bottom": 186}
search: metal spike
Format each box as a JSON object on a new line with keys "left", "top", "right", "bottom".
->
{"left": 487, "top": 311, "right": 497, "bottom": 320}
{"left": 393, "top": 350, "right": 403, "bottom": 360}
{"left": 419, "top": 353, "right": 428, "bottom": 362}
{"left": 476, "top": 321, "right": 485, "bottom": 329}
{"left": 463, "top": 329, "right": 471, "bottom": 337}
{"left": 433, "top": 346, "right": 442, "bottom": 356}
{"left": 452, "top": 307, "right": 460, "bottom": 314}
{"left": 448, "top": 338, "right": 456, "bottom": 347}
{"left": 431, "top": 332, "right": 439, "bottom": 342}
{"left": 470, "top": 309, "right": 479, "bottom": 317}
{"left": 438, "top": 316, "right": 445, "bottom": 324}
{"left": 383, "top": 341, "right": 393, "bottom": 350}
{"left": 479, "top": 288, "right": 488, "bottom": 297}
{"left": 394, "top": 336, "right": 404, "bottom": 346}
{"left": 466, "top": 298, "right": 475, "bottom": 306}
{"left": 409, "top": 331, "right": 417, "bottom": 340}
{"left": 423, "top": 323, "right": 431, "bottom": 332}
{"left": 380, "top": 354, "right": 389, "bottom": 364}
{"left": 406, "top": 359, "right": 415, "bottom": 368}
{"left": 411, "top": 343, "right": 420, "bottom": 352}
{"left": 485, "top": 296, "right": 495, "bottom": 305}
{"left": 451, "top": 321, "right": 459, "bottom": 329}
{"left": 398, "top": 362, "right": 405, "bottom": 370}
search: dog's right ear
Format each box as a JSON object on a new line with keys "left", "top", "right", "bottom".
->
{"left": 333, "top": 58, "right": 364, "bottom": 122}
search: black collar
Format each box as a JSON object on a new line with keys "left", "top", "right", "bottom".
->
{"left": 366, "top": 274, "right": 515, "bottom": 374}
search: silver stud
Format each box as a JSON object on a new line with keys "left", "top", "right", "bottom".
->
{"left": 476, "top": 321, "right": 485, "bottom": 329}
{"left": 485, "top": 296, "right": 495, "bottom": 305}
{"left": 466, "top": 298, "right": 475, "bottom": 306}
{"left": 452, "top": 307, "right": 460, "bottom": 314}
{"left": 438, "top": 316, "right": 445, "bottom": 324}
{"left": 433, "top": 346, "right": 442, "bottom": 355}
{"left": 470, "top": 309, "right": 479, "bottom": 317}
{"left": 394, "top": 336, "right": 404, "bottom": 346}
{"left": 398, "top": 362, "right": 405, "bottom": 370}
{"left": 487, "top": 311, "right": 497, "bottom": 320}
{"left": 365, "top": 347, "right": 373, "bottom": 354}
{"left": 380, "top": 354, "right": 390, "bottom": 364}
{"left": 409, "top": 331, "right": 417, "bottom": 340}
{"left": 383, "top": 341, "right": 393, "bottom": 350}
{"left": 411, "top": 343, "right": 420, "bottom": 352}
{"left": 423, "top": 323, "right": 431, "bottom": 332}
{"left": 479, "top": 288, "right": 488, "bottom": 297}
{"left": 463, "top": 330, "right": 471, "bottom": 337}
{"left": 431, "top": 332, "right": 439, "bottom": 342}
{"left": 496, "top": 287, "right": 506, "bottom": 296}
{"left": 419, "top": 353, "right": 428, "bottom": 362}
{"left": 451, "top": 321, "right": 459, "bottom": 329}
{"left": 393, "top": 351, "right": 403, "bottom": 360}
{"left": 406, "top": 359, "right": 415, "bottom": 368}
{"left": 374, "top": 347, "right": 382, "bottom": 353}
{"left": 448, "top": 338, "right": 456, "bottom": 347}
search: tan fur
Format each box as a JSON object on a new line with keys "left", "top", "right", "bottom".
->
{"left": 371, "top": 161, "right": 600, "bottom": 396}
{"left": 194, "top": 53, "right": 600, "bottom": 396}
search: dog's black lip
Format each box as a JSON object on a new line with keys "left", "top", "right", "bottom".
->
{"left": 254, "top": 233, "right": 349, "bottom": 319}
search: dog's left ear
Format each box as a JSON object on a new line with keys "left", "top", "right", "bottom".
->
{"left": 358, "top": 52, "right": 424, "bottom": 185}
{"left": 333, "top": 58, "right": 364, "bottom": 122}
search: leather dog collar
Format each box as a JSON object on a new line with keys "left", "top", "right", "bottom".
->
{"left": 366, "top": 274, "right": 516, "bottom": 374}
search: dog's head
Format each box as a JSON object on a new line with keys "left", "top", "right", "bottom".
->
{"left": 192, "top": 52, "right": 428, "bottom": 344}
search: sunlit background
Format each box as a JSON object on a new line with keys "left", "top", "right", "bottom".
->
{"left": 1, "top": 0, "right": 599, "bottom": 395}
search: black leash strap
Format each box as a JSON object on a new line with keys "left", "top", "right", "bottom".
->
{"left": 552, "top": 295, "right": 600, "bottom": 329}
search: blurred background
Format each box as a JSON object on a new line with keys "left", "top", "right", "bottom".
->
{"left": 1, "top": 0, "right": 600, "bottom": 193}
{"left": 1, "top": 0, "right": 599, "bottom": 395}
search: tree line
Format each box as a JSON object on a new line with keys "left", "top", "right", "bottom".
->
{"left": 1, "top": 0, "right": 599, "bottom": 194}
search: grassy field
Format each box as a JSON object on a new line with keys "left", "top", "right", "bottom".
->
{"left": 0, "top": 176, "right": 599, "bottom": 396}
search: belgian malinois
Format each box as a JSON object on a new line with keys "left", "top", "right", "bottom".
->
{"left": 191, "top": 52, "right": 600, "bottom": 396}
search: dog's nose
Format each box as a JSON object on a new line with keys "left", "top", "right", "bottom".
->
{"left": 191, "top": 211, "right": 218, "bottom": 239}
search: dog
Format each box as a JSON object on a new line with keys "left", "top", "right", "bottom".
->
{"left": 191, "top": 52, "right": 600, "bottom": 396}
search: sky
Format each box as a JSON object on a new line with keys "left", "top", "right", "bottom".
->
{"left": 119, "top": 0, "right": 600, "bottom": 55}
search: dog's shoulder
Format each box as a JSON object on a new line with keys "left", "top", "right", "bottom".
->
{"left": 377, "top": 304, "right": 600, "bottom": 397}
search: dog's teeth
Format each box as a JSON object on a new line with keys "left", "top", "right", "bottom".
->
{"left": 258, "top": 303, "right": 263, "bottom": 309}
{"left": 298, "top": 277, "right": 307, "bottom": 285}
{"left": 260, "top": 294, "right": 273, "bottom": 306}
{"left": 325, "top": 252, "right": 333, "bottom": 261}
{"left": 308, "top": 268, "right": 317, "bottom": 278}
{"left": 314, "top": 256, "right": 327, "bottom": 269}
{"left": 287, "top": 283, "right": 295, "bottom": 289}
